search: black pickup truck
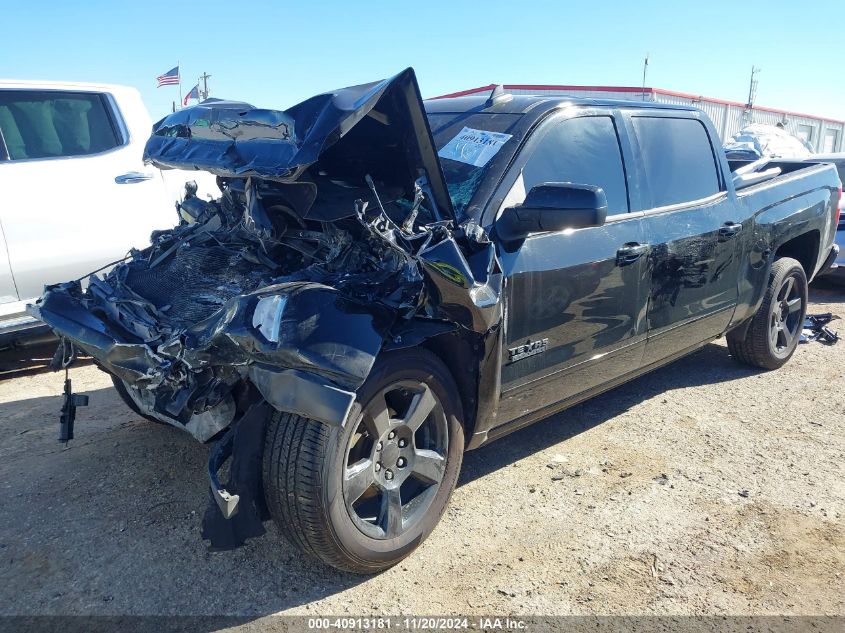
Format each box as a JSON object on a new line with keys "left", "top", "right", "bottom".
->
{"left": 31, "top": 69, "right": 841, "bottom": 573}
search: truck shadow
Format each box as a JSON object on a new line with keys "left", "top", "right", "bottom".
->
{"left": 459, "top": 341, "right": 763, "bottom": 486}
{"left": 459, "top": 281, "right": 844, "bottom": 485}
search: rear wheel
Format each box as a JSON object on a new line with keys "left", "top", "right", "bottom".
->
{"left": 262, "top": 348, "right": 465, "bottom": 573}
{"left": 727, "top": 257, "right": 807, "bottom": 369}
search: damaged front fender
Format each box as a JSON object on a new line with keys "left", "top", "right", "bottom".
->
{"left": 177, "top": 281, "right": 387, "bottom": 427}
{"left": 179, "top": 282, "right": 386, "bottom": 390}
{"left": 247, "top": 366, "right": 356, "bottom": 428}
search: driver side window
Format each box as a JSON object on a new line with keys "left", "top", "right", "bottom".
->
{"left": 522, "top": 115, "right": 630, "bottom": 216}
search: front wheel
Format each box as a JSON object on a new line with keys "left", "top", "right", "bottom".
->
{"left": 727, "top": 257, "right": 807, "bottom": 369}
{"left": 262, "top": 348, "right": 465, "bottom": 573}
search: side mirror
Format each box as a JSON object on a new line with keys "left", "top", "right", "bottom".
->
{"left": 495, "top": 183, "right": 608, "bottom": 241}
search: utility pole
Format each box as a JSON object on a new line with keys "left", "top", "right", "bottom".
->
{"left": 746, "top": 65, "right": 760, "bottom": 110}
{"left": 199, "top": 72, "right": 212, "bottom": 100}
{"left": 641, "top": 53, "right": 650, "bottom": 101}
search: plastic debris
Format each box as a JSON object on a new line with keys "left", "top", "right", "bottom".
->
{"left": 800, "top": 313, "right": 839, "bottom": 345}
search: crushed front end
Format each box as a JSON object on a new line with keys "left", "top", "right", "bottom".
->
{"left": 29, "top": 68, "right": 503, "bottom": 548}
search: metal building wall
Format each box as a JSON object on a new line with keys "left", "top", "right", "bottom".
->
{"left": 652, "top": 93, "right": 724, "bottom": 128}
{"left": 651, "top": 93, "right": 844, "bottom": 152}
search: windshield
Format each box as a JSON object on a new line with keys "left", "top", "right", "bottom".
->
{"left": 427, "top": 112, "right": 523, "bottom": 219}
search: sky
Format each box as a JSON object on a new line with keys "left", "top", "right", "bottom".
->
{"left": 3, "top": 0, "right": 843, "bottom": 121}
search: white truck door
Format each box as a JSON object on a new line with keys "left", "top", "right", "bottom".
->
{"left": 0, "top": 86, "right": 177, "bottom": 302}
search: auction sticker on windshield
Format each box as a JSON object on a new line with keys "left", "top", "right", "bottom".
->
{"left": 437, "top": 127, "right": 513, "bottom": 168}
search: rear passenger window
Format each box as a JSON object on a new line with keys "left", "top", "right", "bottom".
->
{"left": 632, "top": 116, "right": 720, "bottom": 207}
{"left": 522, "top": 116, "right": 629, "bottom": 215}
{"left": 0, "top": 90, "right": 121, "bottom": 161}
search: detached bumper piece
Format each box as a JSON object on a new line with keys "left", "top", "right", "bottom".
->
{"left": 201, "top": 402, "right": 271, "bottom": 550}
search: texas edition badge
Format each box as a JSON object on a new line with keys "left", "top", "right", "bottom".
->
{"left": 507, "top": 338, "right": 549, "bottom": 363}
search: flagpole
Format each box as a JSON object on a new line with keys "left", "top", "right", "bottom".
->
{"left": 178, "top": 60, "right": 182, "bottom": 109}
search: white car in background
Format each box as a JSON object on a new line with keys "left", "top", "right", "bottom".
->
{"left": 0, "top": 80, "right": 215, "bottom": 345}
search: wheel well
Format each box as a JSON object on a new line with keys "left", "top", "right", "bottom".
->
{"left": 775, "top": 231, "right": 819, "bottom": 277}
{"left": 420, "top": 332, "right": 479, "bottom": 441}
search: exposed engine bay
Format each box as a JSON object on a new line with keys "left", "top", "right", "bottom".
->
{"left": 42, "top": 172, "right": 491, "bottom": 441}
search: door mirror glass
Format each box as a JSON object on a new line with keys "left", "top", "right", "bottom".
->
{"left": 495, "top": 182, "right": 608, "bottom": 241}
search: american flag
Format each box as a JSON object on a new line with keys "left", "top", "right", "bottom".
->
{"left": 156, "top": 66, "right": 180, "bottom": 87}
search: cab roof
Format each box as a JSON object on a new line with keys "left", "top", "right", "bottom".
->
{"left": 424, "top": 93, "right": 701, "bottom": 126}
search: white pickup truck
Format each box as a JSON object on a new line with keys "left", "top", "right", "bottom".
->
{"left": 0, "top": 80, "right": 214, "bottom": 345}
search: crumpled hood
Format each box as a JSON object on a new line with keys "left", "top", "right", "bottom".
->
{"left": 144, "top": 67, "right": 455, "bottom": 222}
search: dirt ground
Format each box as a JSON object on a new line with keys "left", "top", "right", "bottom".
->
{"left": 0, "top": 285, "right": 843, "bottom": 620}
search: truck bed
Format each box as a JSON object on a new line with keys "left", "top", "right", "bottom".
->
{"left": 729, "top": 157, "right": 835, "bottom": 191}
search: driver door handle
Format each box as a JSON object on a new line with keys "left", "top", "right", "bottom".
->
{"left": 616, "top": 242, "right": 650, "bottom": 266}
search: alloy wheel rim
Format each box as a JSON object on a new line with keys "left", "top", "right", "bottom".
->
{"left": 342, "top": 380, "right": 448, "bottom": 540}
{"left": 769, "top": 273, "right": 803, "bottom": 356}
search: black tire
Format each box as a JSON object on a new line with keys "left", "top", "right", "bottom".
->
{"left": 262, "top": 348, "right": 465, "bottom": 573}
{"left": 727, "top": 257, "right": 807, "bottom": 370}
{"left": 110, "top": 375, "right": 167, "bottom": 424}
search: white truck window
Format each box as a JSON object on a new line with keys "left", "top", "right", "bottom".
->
{"left": 0, "top": 90, "right": 121, "bottom": 160}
